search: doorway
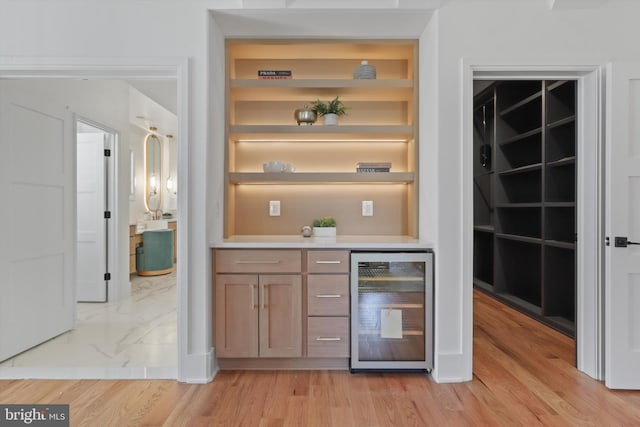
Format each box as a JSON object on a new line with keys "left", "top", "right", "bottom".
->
{"left": 0, "top": 77, "right": 181, "bottom": 379}
{"left": 472, "top": 79, "right": 577, "bottom": 337}
{"left": 463, "top": 64, "right": 604, "bottom": 380}
{"left": 76, "top": 119, "right": 116, "bottom": 303}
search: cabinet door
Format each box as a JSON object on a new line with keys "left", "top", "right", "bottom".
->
{"left": 215, "top": 274, "right": 259, "bottom": 358}
{"left": 259, "top": 275, "right": 302, "bottom": 357}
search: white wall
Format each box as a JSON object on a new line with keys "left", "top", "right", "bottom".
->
{"left": 0, "top": 0, "right": 212, "bottom": 382}
{"left": 430, "top": 0, "right": 640, "bottom": 382}
{"left": 4, "top": 0, "right": 640, "bottom": 384}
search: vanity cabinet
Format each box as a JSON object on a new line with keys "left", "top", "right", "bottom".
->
{"left": 225, "top": 40, "right": 419, "bottom": 237}
{"left": 214, "top": 249, "right": 302, "bottom": 358}
{"left": 306, "top": 250, "right": 350, "bottom": 358}
{"left": 129, "top": 225, "right": 143, "bottom": 274}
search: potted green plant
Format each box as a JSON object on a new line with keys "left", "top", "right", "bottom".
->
{"left": 311, "top": 96, "right": 348, "bottom": 126}
{"left": 312, "top": 216, "right": 337, "bottom": 237}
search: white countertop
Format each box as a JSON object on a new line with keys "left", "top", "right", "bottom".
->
{"left": 212, "top": 235, "right": 433, "bottom": 249}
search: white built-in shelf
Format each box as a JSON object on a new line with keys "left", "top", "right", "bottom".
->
{"left": 229, "top": 125, "right": 414, "bottom": 141}
{"left": 230, "top": 79, "right": 413, "bottom": 89}
{"left": 228, "top": 172, "right": 415, "bottom": 185}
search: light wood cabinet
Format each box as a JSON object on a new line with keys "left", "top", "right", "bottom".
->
{"left": 225, "top": 40, "right": 419, "bottom": 237}
{"left": 214, "top": 249, "right": 303, "bottom": 358}
{"left": 305, "top": 250, "right": 350, "bottom": 358}
{"left": 168, "top": 221, "right": 177, "bottom": 263}
{"left": 129, "top": 225, "right": 143, "bottom": 274}
{"left": 215, "top": 274, "right": 259, "bottom": 357}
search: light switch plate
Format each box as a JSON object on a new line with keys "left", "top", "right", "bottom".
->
{"left": 269, "top": 200, "right": 281, "bottom": 216}
{"left": 362, "top": 200, "right": 373, "bottom": 216}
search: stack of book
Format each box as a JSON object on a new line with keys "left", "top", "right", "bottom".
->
{"left": 356, "top": 162, "right": 391, "bottom": 172}
{"left": 258, "top": 70, "right": 292, "bottom": 80}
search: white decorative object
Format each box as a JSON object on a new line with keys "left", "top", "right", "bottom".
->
{"left": 322, "top": 113, "right": 339, "bottom": 126}
{"left": 354, "top": 60, "right": 376, "bottom": 79}
{"left": 313, "top": 227, "right": 336, "bottom": 237}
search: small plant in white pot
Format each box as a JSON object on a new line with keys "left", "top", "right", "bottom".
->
{"left": 311, "top": 96, "right": 348, "bottom": 126}
{"left": 312, "top": 216, "right": 337, "bottom": 237}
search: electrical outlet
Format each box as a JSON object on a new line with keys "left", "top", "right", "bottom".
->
{"left": 269, "top": 200, "right": 281, "bottom": 216}
{"left": 362, "top": 200, "right": 373, "bottom": 217}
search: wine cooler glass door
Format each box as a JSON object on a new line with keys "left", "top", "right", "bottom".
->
{"left": 351, "top": 252, "right": 433, "bottom": 370}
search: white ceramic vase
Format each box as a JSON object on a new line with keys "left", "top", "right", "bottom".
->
{"left": 322, "top": 113, "right": 339, "bottom": 126}
{"left": 313, "top": 227, "right": 337, "bottom": 237}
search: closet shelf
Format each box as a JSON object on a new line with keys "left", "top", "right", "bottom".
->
{"left": 474, "top": 225, "right": 495, "bottom": 233}
{"left": 496, "top": 233, "right": 542, "bottom": 244}
{"left": 544, "top": 240, "right": 576, "bottom": 249}
{"left": 498, "top": 91, "right": 542, "bottom": 116}
{"left": 496, "top": 203, "right": 542, "bottom": 208}
{"left": 499, "top": 128, "right": 542, "bottom": 146}
{"left": 547, "top": 80, "right": 570, "bottom": 91}
{"left": 547, "top": 156, "right": 575, "bottom": 168}
{"left": 498, "top": 163, "right": 542, "bottom": 176}
{"left": 547, "top": 115, "right": 576, "bottom": 130}
{"left": 544, "top": 202, "right": 575, "bottom": 208}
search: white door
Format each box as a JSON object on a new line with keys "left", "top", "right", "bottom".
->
{"left": 605, "top": 62, "right": 640, "bottom": 389}
{"left": 0, "top": 82, "right": 75, "bottom": 361}
{"left": 76, "top": 130, "right": 107, "bottom": 302}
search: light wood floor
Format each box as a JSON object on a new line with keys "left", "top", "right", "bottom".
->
{"left": 2, "top": 291, "right": 640, "bottom": 426}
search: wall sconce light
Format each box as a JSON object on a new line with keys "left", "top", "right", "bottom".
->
{"left": 149, "top": 174, "right": 158, "bottom": 195}
{"left": 166, "top": 176, "right": 177, "bottom": 197}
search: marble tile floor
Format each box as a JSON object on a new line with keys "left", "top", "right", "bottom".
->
{"left": 0, "top": 272, "right": 177, "bottom": 379}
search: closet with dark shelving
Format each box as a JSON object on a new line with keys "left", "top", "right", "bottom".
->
{"left": 472, "top": 79, "right": 576, "bottom": 336}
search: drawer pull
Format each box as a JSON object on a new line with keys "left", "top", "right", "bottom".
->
{"left": 316, "top": 337, "right": 341, "bottom": 341}
{"left": 315, "top": 260, "right": 341, "bottom": 264}
{"left": 236, "top": 260, "right": 281, "bottom": 264}
{"left": 316, "top": 294, "right": 342, "bottom": 298}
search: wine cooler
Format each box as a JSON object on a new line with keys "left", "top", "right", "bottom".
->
{"left": 350, "top": 252, "right": 433, "bottom": 371}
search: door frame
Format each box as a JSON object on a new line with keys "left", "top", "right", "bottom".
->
{"left": 0, "top": 58, "right": 190, "bottom": 380}
{"left": 462, "top": 61, "right": 605, "bottom": 380}
{"left": 76, "top": 116, "right": 118, "bottom": 302}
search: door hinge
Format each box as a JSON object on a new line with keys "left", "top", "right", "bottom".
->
{"left": 104, "top": 211, "right": 111, "bottom": 219}
{"left": 104, "top": 149, "right": 111, "bottom": 157}
{"left": 104, "top": 272, "right": 111, "bottom": 281}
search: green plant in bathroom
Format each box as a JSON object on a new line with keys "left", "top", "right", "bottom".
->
{"left": 312, "top": 216, "right": 337, "bottom": 227}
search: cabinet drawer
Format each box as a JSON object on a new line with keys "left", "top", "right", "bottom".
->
{"left": 307, "top": 317, "right": 349, "bottom": 358}
{"left": 307, "top": 250, "right": 350, "bottom": 273}
{"left": 215, "top": 249, "right": 301, "bottom": 273}
{"left": 307, "top": 275, "right": 349, "bottom": 316}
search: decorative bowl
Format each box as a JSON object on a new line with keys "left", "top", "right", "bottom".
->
{"left": 294, "top": 105, "right": 317, "bottom": 125}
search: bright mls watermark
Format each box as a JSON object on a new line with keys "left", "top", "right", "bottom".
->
{"left": 0, "top": 405, "right": 69, "bottom": 426}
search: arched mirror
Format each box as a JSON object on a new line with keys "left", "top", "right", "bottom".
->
{"left": 144, "top": 133, "right": 162, "bottom": 214}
